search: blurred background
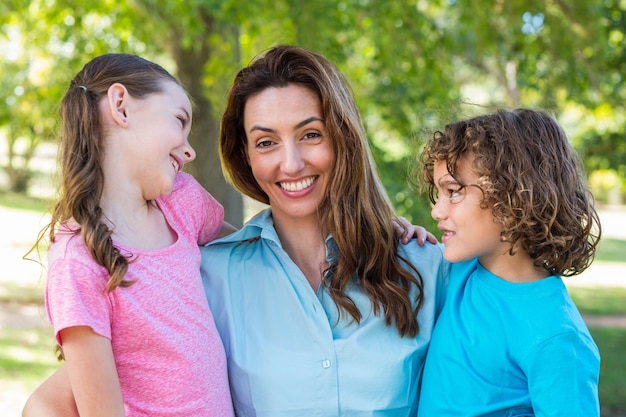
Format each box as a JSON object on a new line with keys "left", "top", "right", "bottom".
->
{"left": 1, "top": 0, "right": 624, "bottom": 415}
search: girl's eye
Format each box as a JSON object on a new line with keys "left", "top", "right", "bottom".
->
{"left": 177, "top": 116, "right": 187, "bottom": 128}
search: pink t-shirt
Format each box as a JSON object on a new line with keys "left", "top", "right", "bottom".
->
{"left": 45, "top": 172, "right": 234, "bottom": 416}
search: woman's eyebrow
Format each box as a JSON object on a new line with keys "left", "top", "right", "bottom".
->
{"left": 249, "top": 116, "right": 324, "bottom": 134}
{"left": 294, "top": 116, "right": 323, "bottom": 130}
{"left": 248, "top": 125, "right": 276, "bottom": 134}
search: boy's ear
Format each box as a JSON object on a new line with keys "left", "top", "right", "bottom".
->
{"left": 106, "top": 83, "right": 129, "bottom": 126}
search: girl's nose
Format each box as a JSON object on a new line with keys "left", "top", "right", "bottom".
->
{"left": 183, "top": 142, "right": 196, "bottom": 162}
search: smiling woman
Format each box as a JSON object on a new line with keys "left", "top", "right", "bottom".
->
{"left": 202, "top": 44, "right": 450, "bottom": 416}
{"left": 243, "top": 84, "right": 335, "bottom": 266}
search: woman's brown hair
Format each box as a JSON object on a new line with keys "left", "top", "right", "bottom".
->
{"left": 220, "top": 45, "right": 425, "bottom": 337}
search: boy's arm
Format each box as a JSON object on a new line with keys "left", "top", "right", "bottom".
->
{"left": 527, "top": 331, "right": 600, "bottom": 417}
{"left": 60, "top": 326, "right": 125, "bottom": 417}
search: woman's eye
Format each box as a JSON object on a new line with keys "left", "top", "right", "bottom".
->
{"left": 256, "top": 139, "right": 274, "bottom": 148}
{"left": 303, "top": 131, "right": 322, "bottom": 140}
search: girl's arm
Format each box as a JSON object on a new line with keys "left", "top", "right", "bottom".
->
{"left": 60, "top": 326, "right": 125, "bottom": 417}
{"left": 216, "top": 220, "right": 238, "bottom": 238}
{"left": 22, "top": 365, "right": 77, "bottom": 417}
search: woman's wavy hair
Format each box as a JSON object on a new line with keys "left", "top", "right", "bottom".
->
{"left": 42, "top": 53, "right": 179, "bottom": 292}
{"left": 220, "top": 45, "right": 425, "bottom": 337}
{"left": 421, "top": 108, "right": 601, "bottom": 276}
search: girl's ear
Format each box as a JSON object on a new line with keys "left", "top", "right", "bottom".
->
{"left": 106, "top": 83, "right": 129, "bottom": 126}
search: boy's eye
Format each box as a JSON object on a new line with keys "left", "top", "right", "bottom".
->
{"left": 447, "top": 187, "right": 465, "bottom": 203}
{"left": 434, "top": 185, "right": 466, "bottom": 204}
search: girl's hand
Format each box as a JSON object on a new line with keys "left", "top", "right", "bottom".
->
{"left": 393, "top": 216, "right": 438, "bottom": 245}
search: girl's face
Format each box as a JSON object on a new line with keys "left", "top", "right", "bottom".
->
{"left": 431, "top": 157, "right": 509, "bottom": 271}
{"left": 124, "top": 80, "right": 195, "bottom": 199}
{"left": 243, "top": 84, "right": 335, "bottom": 225}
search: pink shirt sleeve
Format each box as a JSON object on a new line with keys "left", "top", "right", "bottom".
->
{"left": 45, "top": 235, "right": 113, "bottom": 345}
{"left": 158, "top": 172, "right": 224, "bottom": 245}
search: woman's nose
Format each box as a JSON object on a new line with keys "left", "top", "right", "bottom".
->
{"left": 280, "top": 143, "right": 305, "bottom": 174}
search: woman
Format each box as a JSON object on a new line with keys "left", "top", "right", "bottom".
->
{"left": 22, "top": 45, "right": 448, "bottom": 417}
{"left": 201, "top": 45, "right": 448, "bottom": 416}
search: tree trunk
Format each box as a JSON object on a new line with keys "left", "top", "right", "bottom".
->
{"left": 170, "top": 22, "right": 243, "bottom": 227}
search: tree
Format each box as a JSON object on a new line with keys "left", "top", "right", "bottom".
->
{"left": 1, "top": 0, "right": 622, "bottom": 226}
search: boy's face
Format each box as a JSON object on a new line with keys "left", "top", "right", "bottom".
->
{"left": 431, "top": 157, "right": 508, "bottom": 270}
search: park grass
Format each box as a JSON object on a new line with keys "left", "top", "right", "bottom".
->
{"left": 0, "top": 190, "right": 51, "bottom": 213}
{"left": 596, "top": 237, "right": 626, "bottom": 264}
{"left": 569, "top": 286, "right": 626, "bottom": 316}
{"left": 592, "top": 327, "right": 626, "bottom": 416}
{"left": 0, "top": 325, "right": 58, "bottom": 387}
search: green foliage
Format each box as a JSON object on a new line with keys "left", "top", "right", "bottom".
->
{"left": 0, "top": 0, "right": 624, "bottom": 225}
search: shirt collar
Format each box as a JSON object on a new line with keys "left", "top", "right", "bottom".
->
{"left": 206, "top": 209, "right": 339, "bottom": 263}
{"left": 205, "top": 209, "right": 279, "bottom": 247}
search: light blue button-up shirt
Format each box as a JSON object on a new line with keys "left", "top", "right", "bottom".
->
{"left": 201, "top": 210, "right": 449, "bottom": 417}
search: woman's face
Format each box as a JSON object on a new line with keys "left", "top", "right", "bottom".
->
{"left": 244, "top": 84, "right": 335, "bottom": 225}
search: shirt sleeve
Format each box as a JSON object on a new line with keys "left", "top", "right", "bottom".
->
{"left": 434, "top": 245, "right": 450, "bottom": 318}
{"left": 45, "top": 255, "right": 113, "bottom": 345}
{"left": 162, "top": 172, "right": 225, "bottom": 245}
{"left": 524, "top": 330, "right": 600, "bottom": 417}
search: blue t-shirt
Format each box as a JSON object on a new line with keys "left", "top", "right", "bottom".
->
{"left": 418, "top": 258, "right": 600, "bottom": 417}
{"left": 201, "top": 209, "right": 449, "bottom": 416}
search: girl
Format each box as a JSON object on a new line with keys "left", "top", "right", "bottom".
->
{"left": 25, "top": 54, "right": 236, "bottom": 416}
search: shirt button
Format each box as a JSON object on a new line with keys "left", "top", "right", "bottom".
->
{"left": 322, "top": 359, "right": 331, "bottom": 369}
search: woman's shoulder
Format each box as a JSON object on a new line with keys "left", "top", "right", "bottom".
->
{"left": 397, "top": 241, "right": 449, "bottom": 287}
{"left": 397, "top": 240, "right": 445, "bottom": 264}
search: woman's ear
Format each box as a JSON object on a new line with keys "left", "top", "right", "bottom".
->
{"left": 106, "top": 83, "right": 129, "bottom": 126}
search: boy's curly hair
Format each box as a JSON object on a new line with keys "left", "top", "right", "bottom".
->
{"left": 421, "top": 108, "right": 601, "bottom": 276}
